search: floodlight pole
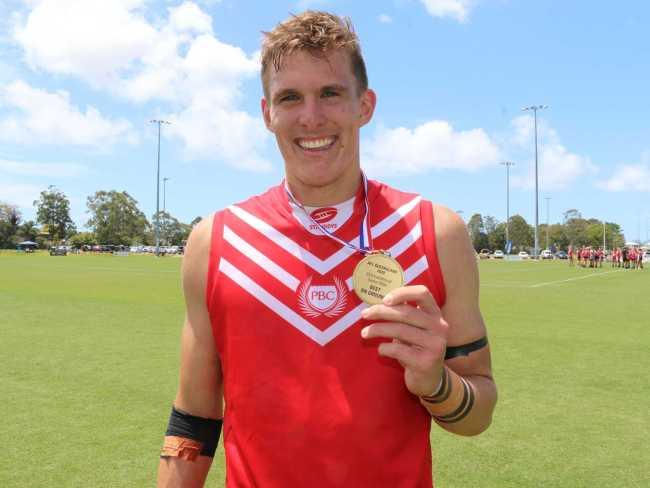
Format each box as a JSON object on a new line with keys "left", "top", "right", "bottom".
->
{"left": 163, "top": 177, "right": 170, "bottom": 213}
{"left": 150, "top": 119, "right": 170, "bottom": 256}
{"left": 163, "top": 177, "right": 170, "bottom": 246}
{"left": 501, "top": 162, "right": 515, "bottom": 254}
{"left": 522, "top": 105, "right": 548, "bottom": 259}
{"left": 545, "top": 197, "right": 551, "bottom": 250}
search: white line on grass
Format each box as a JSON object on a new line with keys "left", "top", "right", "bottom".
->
{"left": 482, "top": 281, "right": 531, "bottom": 287}
{"left": 529, "top": 270, "right": 624, "bottom": 288}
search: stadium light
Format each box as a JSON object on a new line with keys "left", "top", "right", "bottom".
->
{"left": 500, "top": 162, "right": 515, "bottom": 255}
{"left": 522, "top": 105, "right": 549, "bottom": 259}
{"left": 150, "top": 119, "right": 171, "bottom": 256}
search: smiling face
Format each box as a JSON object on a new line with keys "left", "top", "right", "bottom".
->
{"left": 262, "top": 49, "right": 376, "bottom": 206}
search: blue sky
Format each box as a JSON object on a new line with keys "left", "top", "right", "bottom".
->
{"left": 1, "top": 0, "right": 649, "bottom": 243}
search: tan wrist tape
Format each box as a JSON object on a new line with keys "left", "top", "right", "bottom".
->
{"left": 420, "top": 367, "right": 475, "bottom": 423}
{"left": 160, "top": 436, "right": 203, "bottom": 461}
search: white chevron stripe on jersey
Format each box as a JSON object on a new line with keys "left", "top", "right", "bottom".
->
{"left": 372, "top": 195, "right": 421, "bottom": 238}
{"left": 223, "top": 225, "right": 301, "bottom": 291}
{"left": 228, "top": 204, "right": 356, "bottom": 275}
{"left": 404, "top": 255, "right": 429, "bottom": 283}
{"left": 228, "top": 195, "right": 421, "bottom": 276}
{"left": 320, "top": 302, "right": 367, "bottom": 344}
{"left": 389, "top": 221, "right": 422, "bottom": 259}
{"left": 219, "top": 258, "right": 367, "bottom": 346}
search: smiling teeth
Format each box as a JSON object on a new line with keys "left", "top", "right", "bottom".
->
{"left": 298, "top": 137, "right": 335, "bottom": 149}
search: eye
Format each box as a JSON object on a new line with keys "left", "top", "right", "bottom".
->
{"left": 279, "top": 93, "right": 299, "bottom": 103}
{"left": 322, "top": 89, "right": 339, "bottom": 98}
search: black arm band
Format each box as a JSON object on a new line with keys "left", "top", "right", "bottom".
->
{"left": 165, "top": 406, "right": 223, "bottom": 457}
{"left": 444, "top": 336, "right": 488, "bottom": 360}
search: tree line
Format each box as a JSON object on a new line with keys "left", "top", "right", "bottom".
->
{"left": 0, "top": 186, "right": 627, "bottom": 252}
{"left": 467, "top": 209, "right": 625, "bottom": 253}
{"left": 0, "top": 186, "right": 200, "bottom": 249}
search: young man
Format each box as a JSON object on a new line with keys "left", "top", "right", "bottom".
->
{"left": 157, "top": 11, "right": 496, "bottom": 487}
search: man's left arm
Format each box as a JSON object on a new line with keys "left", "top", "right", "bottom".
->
{"left": 360, "top": 205, "right": 496, "bottom": 436}
{"left": 431, "top": 204, "right": 497, "bottom": 436}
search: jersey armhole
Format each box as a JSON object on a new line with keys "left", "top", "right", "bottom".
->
{"left": 419, "top": 199, "right": 447, "bottom": 307}
{"left": 205, "top": 210, "right": 226, "bottom": 317}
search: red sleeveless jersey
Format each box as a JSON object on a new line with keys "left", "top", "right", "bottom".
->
{"left": 206, "top": 179, "right": 446, "bottom": 487}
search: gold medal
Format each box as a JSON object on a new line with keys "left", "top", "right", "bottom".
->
{"left": 352, "top": 251, "right": 405, "bottom": 305}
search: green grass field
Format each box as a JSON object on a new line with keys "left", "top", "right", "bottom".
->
{"left": 1, "top": 252, "right": 648, "bottom": 487}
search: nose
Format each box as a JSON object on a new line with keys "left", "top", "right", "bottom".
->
{"left": 297, "top": 97, "right": 326, "bottom": 130}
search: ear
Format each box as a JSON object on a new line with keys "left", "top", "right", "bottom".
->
{"left": 261, "top": 97, "right": 274, "bottom": 132}
{"left": 358, "top": 88, "right": 377, "bottom": 128}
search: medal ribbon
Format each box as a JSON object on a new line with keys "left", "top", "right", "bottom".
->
{"left": 286, "top": 173, "right": 374, "bottom": 256}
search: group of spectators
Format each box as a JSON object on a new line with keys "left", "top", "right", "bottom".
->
{"left": 610, "top": 247, "right": 644, "bottom": 269}
{"left": 567, "top": 245, "right": 644, "bottom": 270}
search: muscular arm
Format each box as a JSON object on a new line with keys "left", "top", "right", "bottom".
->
{"left": 157, "top": 216, "right": 224, "bottom": 487}
{"left": 434, "top": 204, "right": 497, "bottom": 436}
{"left": 361, "top": 205, "right": 496, "bottom": 437}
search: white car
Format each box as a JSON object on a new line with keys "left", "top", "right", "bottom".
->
{"left": 540, "top": 249, "right": 553, "bottom": 259}
{"left": 518, "top": 251, "right": 529, "bottom": 259}
{"left": 493, "top": 250, "right": 504, "bottom": 259}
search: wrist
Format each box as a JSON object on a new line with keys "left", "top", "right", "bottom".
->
{"left": 422, "top": 367, "right": 446, "bottom": 399}
{"left": 419, "top": 367, "right": 475, "bottom": 423}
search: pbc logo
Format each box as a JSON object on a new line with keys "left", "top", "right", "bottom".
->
{"left": 298, "top": 275, "right": 348, "bottom": 318}
{"left": 309, "top": 207, "right": 338, "bottom": 224}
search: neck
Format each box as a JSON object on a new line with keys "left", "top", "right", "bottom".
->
{"left": 286, "top": 170, "right": 362, "bottom": 207}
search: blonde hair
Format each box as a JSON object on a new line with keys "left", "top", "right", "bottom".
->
{"left": 261, "top": 11, "right": 368, "bottom": 97}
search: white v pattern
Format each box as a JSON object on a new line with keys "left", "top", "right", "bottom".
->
{"left": 227, "top": 196, "right": 421, "bottom": 276}
{"left": 218, "top": 256, "right": 430, "bottom": 346}
{"left": 219, "top": 258, "right": 366, "bottom": 346}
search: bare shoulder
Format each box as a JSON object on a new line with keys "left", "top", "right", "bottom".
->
{"left": 432, "top": 204, "right": 475, "bottom": 278}
{"left": 182, "top": 214, "right": 215, "bottom": 298}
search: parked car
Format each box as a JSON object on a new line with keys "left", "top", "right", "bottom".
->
{"left": 49, "top": 246, "right": 67, "bottom": 256}
{"left": 478, "top": 249, "right": 491, "bottom": 259}
{"left": 555, "top": 250, "right": 568, "bottom": 259}
{"left": 493, "top": 250, "right": 504, "bottom": 259}
{"left": 518, "top": 251, "right": 530, "bottom": 259}
{"left": 540, "top": 249, "right": 554, "bottom": 259}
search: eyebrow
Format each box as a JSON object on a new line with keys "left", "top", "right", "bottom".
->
{"left": 321, "top": 84, "right": 348, "bottom": 93}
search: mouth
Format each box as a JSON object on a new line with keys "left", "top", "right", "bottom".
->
{"left": 295, "top": 136, "right": 338, "bottom": 152}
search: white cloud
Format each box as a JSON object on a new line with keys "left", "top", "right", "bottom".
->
{"left": 378, "top": 14, "right": 393, "bottom": 24}
{"left": 0, "top": 181, "right": 42, "bottom": 208}
{"left": 0, "top": 159, "right": 87, "bottom": 178}
{"left": 509, "top": 115, "right": 596, "bottom": 190}
{"left": 362, "top": 120, "right": 501, "bottom": 175}
{"left": 14, "top": 0, "right": 156, "bottom": 86}
{"left": 169, "top": 1, "right": 214, "bottom": 34}
{"left": 419, "top": 0, "right": 474, "bottom": 23}
{"left": 597, "top": 165, "right": 650, "bottom": 191}
{"left": 168, "top": 104, "right": 272, "bottom": 172}
{"left": 12, "top": 0, "right": 271, "bottom": 171}
{"left": 0, "top": 81, "right": 137, "bottom": 146}
{"left": 597, "top": 152, "right": 650, "bottom": 192}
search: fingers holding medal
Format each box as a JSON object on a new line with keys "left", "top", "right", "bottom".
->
{"left": 352, "top": 251, "right": 405, "bottom": 305}
{"left": 360, "top": 284, "right": 449, "bottom": 397}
